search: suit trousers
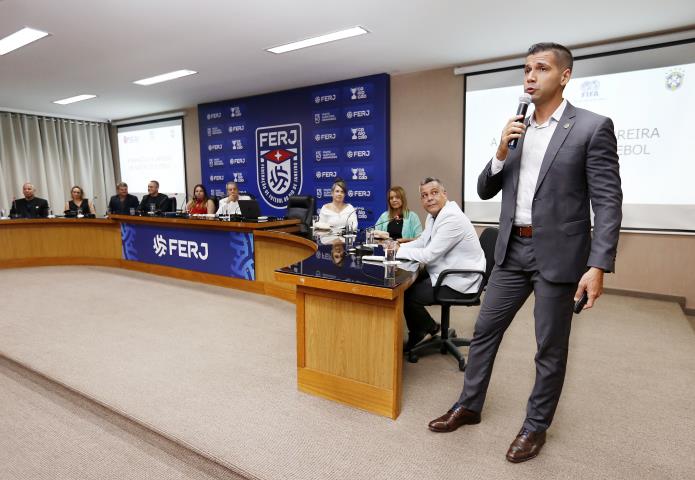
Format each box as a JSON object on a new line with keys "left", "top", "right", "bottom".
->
{"left": 457, "top": 235, "right": 575, "bottom": 432}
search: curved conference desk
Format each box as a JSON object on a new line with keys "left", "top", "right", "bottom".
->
{"left": 0, "top": 215, "right": 315, "bottom": 301}
{"left": 0, "top": 216, "right": 417, "bottom": 419}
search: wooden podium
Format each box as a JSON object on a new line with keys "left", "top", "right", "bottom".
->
{"left": 276, "top": 248, "right": 417, "bottom": 419}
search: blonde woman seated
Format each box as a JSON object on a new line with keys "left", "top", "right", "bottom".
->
{"left": 318, "top": 179, "right": 357, "bottom": 232}
{"left": 186, "top": 184, "right": 215, "bottom": 214}
{"left": 375, "top": 186, "right": 422, "bottom": 242}
{"left": 64, "top": 185, "right": 96, "bottom": 216}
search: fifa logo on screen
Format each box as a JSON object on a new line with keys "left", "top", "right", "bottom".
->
{"left": 153, "top": 234, "right": 209, "bottom": 260}
{"left": 580, "top": 80, "right": 600, "bottom": 98}
{"left": 206, "top": 112, "right": 222, "bottom": 121}
{"left": 208, "top": 143, "right": 223, "bottom": 152}
{"left": 209, "top": 175, "right": 225, "bottom": 182}
{"left": 256, "top": 124, "right": 303, "bottom": 209}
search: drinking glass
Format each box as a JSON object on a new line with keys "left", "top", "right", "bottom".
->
{"left": 365, "top": 227, "right": 375, "bottom": 245}
{"left": 383, "top": 240, "right": 397, "bottom": 264}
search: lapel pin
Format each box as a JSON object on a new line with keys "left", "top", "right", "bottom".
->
{"left": 563, "top": 123, "right": 570, "bottom": 129}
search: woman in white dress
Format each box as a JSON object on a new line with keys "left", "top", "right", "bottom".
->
{"left": 318, "top": 179, "right": 358, "bottom": 232}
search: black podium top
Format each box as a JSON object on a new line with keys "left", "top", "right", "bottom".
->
{"left": 277, "top": 235, "right": 419, "bottom": 289}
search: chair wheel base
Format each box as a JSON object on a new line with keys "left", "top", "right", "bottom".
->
{"left": 458, "top": 358, "right": 466, "bottom": 371}
{"left": 407, "top": 352, "right": 419, "bottom": 363}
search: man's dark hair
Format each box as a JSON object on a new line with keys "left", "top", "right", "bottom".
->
{"left": 527, "top": 42, "right": 573, "bottom": 71}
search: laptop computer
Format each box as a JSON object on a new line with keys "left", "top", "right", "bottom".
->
{"left": 238, "top": 199, "right": 261, "bottom": 219}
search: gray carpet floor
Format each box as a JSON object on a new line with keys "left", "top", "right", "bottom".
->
{"left": 1, "top": 266, "right": 694, "bottom": 480}
{"left": 0, "top": 356, "right": 246, "bottom": 480}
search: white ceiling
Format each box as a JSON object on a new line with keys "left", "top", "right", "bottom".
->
{"left": 1, "top": 0, "right": 694, "bottom": 122}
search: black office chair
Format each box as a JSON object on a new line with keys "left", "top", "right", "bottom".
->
{"left": 212, "top": 197, "right": 220, "bottom": 211}
{"left": 407, "top": 227, "right": 498, "bottom": 371}
{"left": 286, "top": 195, "right": 315, "bottom": 232}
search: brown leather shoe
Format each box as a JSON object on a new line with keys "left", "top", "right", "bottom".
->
{"left": 428, "top": 405, "right": 481, "bottom": 432}
{"left": 506, "top": 427, "right": 546, "bottom": 463}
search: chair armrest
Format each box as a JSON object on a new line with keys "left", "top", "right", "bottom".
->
{"left": 433, "top": 269, "right": 485, "bottom": 289}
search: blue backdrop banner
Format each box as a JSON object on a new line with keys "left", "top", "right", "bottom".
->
{"left": 198, "top": 73, "right": 390, "bottom": 225}
{"left": 121, "top": 223, "right": 254, "bottom": 280}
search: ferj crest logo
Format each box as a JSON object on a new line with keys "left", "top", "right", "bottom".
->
{"left": 256, "top": 123, "right": 303, "bottom": 209}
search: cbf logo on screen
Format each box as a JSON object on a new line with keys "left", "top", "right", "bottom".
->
{"left": 256, "top": 124, "right": 303, "bottom": 209}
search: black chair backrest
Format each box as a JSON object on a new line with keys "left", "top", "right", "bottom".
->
{"left": 166, "top": 196, "right": 177, "bottom": 212}
{"left": 286, "top": 195, "right": 315, "bottom": 225}
{"left": 478, "top": 227, "right": 499, "bottom": 284}
{"left": 212, "top": 197, "right": 220, "bottom": 211}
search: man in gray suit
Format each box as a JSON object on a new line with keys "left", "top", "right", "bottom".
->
{"left": 427, "top": 43, "right": 622, "bottom": 462}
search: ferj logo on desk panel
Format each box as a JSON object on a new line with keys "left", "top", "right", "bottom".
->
{"left": 256, "top": 123, "right": 302, "bottom": 209}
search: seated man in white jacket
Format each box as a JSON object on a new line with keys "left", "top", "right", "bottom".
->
{"left": 216, "top": 181, "right": 251, "bottom": 216}
{"left": 396, "top": 177, "right": 485, "bottom": 351}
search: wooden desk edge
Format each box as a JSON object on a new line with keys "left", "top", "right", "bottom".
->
{"left": 274, "top": 269, "right": 417, "bottom": 300}
{"left": 109, "top": 214, "right": 300, "bottom": 231}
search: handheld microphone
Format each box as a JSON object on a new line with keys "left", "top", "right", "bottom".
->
{"left": 508, "top": 93, "right": 532, "bottom": 150}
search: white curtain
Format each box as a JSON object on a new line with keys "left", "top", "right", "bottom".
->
{"left": 0, "top": 111, "right": 115, "bottom": 215}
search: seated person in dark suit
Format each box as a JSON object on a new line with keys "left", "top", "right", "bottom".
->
{"left": 10, "top": 182, "right": 49, "bottom": 218}
{"left": 140, "top": 180, "right": 168, "bottom": 213}
{"left": 108, "top": 182, "right": 140, "bottom": 214}
{"left": 64, "top": 185, "right": 96, "bottom": 216}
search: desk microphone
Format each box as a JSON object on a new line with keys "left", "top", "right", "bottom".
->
{"left": 508, "top": 93, "right": 532, "bottom": 150}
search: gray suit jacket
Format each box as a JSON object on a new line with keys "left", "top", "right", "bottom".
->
{"left": 478, "top": 101, "right": 622, "bottom": 283}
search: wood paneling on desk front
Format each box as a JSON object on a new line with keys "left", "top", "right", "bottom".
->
{"left": 0, "top": 217, "right": 315, "bottom": 301}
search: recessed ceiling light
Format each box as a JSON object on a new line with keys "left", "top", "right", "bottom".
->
{"left": 53, "top": 94, "right": 97, "bottom": 105}
{"left": 133, "top": 69, "right": 198, "bottom": 86}
{"left": 267, "top": 26, "right": 368, "bottom": 54}
{"left": 0, "top": 27, "right": 50, "bottom": 55}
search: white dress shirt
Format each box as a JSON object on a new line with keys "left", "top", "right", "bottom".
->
{"left": 318, "top": 203, "right": 358, "bottom": 230}
{"left": 491, "top": 99, "right": 567, "bottom": 226}
{"left": 216, "top": 197, "right": 241, "bottom": 216}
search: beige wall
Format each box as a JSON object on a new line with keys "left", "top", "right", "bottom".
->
{"left": 390, "top": 67, "right": 464, "bottom": 220}
{"left": 110, "top": 68, "right": 695, "bottom": 313}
